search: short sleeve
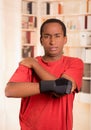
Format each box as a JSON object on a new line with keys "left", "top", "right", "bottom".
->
{"left": 64, "top": 58, "right": 84, "bottom": 91}
{"left": 9, "top": 64, "right": 32, "bottom": 82}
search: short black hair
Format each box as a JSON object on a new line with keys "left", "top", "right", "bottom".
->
{"left": 40, "top": 18, "right": 66, "bottom": 37}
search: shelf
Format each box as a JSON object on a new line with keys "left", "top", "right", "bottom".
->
{"left": 66, "top": 29, "right": 91, "bottom": 32}
{"left": 22, "top": 13, "right": 37, "bottom": 17}
{"left": 42, "top": 0, "right": 61, "bottom": 2}
{"left": 79, "top": 92, "right": 91, "bottom": 104}
{"left": 83, "top": 77, "right": 91, "bottom": 80}
{"left": 41, "top": 12, "right": 91, "bottom": 17}
{"left": 21, "top": 0, "right": 37, "bottom": 58}
{"left": 22, "top": 28, "right": 36, "bottom": 31}
{"left": 84, "top": 62, "right": 91, "bottom": 64}
{"left": 22, "top": 43, "right": 36, "bottom": 46}
{"left": 64, "top": 45, "right": 91, "bottom": 48}
{"left": 59, "top": 13, "right": 91, "bottom": 16}
{"left": 22, "top": 0, "right": 36, "bottom": 2}
{"left": 40, "top": 0, "right": 91, "bottom": 16}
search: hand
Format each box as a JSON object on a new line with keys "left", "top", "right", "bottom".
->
{"left": 19, "top": 57, "right": 37, "bottom": 68}
{"left": 51, "top": 92, "right": 61, "bottom": 98}
{"left": 71, "top": 82, "right": 76, "bottom": 93}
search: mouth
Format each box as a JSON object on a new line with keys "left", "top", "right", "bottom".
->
{"left": 49, "top": 47, "right": 58, "bottom": 51}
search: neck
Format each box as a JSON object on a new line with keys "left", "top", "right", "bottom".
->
{"left": 42, "top": 54, "right": 63, "bottom": 62}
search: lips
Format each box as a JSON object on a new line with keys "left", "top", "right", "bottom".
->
{"left": 49, "top": 47, "right": 57, "bottom": 51}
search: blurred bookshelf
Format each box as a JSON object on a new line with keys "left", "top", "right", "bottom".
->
{"left": 21, "top": 0, "right": 37, "bottom": 58}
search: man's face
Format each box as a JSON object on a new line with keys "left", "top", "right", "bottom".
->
{"left": 40, "top": 22, "right": 67, "bottom": 59}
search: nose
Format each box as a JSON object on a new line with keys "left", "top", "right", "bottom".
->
{"left": 50, "top": 35, "right": 55, "bottom": 45}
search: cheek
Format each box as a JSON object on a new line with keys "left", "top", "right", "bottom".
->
{"left": 41, "top": 40, "right": 49, "bottom": 48}
{"left": 43, "top": 44, "right": 48, "bottom": 50}
{"left": 58, "top": 38, "right": 67, "bottom": 46}
{"left": 57, "top": 40, "right": 64, "bottom": 46}
{"left": 40, "top": 38, "right": 47, "bottom": 46}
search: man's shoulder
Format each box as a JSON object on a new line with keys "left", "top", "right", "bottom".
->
{"left": 63, "top": 55, "right": 83, "bottom": 64}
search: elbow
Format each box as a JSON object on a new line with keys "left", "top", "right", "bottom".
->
{"left": 5, "top": 83, "right": 13, "bottom": 97}
{"left": 5, "top": 87, "right": 11, "bottom": 98}
{"left": 5, "top": 91, "right": 10, "bottom": 98}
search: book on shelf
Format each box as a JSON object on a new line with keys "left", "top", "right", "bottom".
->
{"left": 41, "top": 0, "right": 89, "bottom": 15}
{"left": 64, "top": 15, "right": 91, "bottom": 31}
{"left": 58, "top": 3, "right": 62, "bottom": 14}
{"left": 41, "top": 2, "right": 63, "bottom": 15}
{"left": 84, "top": 63, "right": 91, "bottom": 77}
{"left": 27, "top": 2, "right": 32, "bottom": 14}
{"left": 26, "top": 31, "right": 30, "bottom": 43}
{"left": 22, "top": 1, "right": 36, "bottom": 14}
{"left": 79, "top": 15, "right": 91, "bottom": 30}
{"left": 46, "top": 2, "right": 50, "bottom": 15}
{"left": 81, "top": 80, "right": 90, "bottom": 93}
{"left": 22, "top": 31, "right": 36, "bottom": 44}
{"left": 22, "top": 46, "right": 34, "bottom": 58}
{"left": 22, "top": 16, "right": 37, "bottom": 29}
{"left": 28, "top": 16, "right": 37, "bottom": 28}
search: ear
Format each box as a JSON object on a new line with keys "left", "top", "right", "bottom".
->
{"left": 40, "top": 37, "right": 43, "bottom": 46}
{"left": 64, "top": 36, "right": 67, "bottom": 45}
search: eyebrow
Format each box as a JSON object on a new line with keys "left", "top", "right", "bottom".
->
{"left": 43, "top": 33, "right": 62, "bottom": 36}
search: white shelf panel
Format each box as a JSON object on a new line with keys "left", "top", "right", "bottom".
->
{"left": 22, "top": 13, "right": 37, "bottom": 17}
{"left": 83, "top": 77, "right": 91, "bottom": 80}
{"left": 79, "top": 92, "right": 91, "bottom": 104}
{"left": 22, "top": 0, "right": 36, "bottom": 2}
{"left": 22, "top": 28, "right": 36, "bottom": 31}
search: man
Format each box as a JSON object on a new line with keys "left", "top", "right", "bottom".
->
{"left": 5, "top": 18, "right": 84, "bottom": 130}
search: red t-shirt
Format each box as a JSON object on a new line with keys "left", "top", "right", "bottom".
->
{"left": 9, "top": 55, "right": 84, "bottom": 130}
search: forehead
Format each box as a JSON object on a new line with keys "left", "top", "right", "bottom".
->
{"left": 42, "top": 22, "right": 63, "bottom": 34}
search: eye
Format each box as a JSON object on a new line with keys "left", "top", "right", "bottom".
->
{"left": 55, "top": 34, "right": 61, "bottom": 38}
{"left": 43, "top": 35, "right": 50, "bottom": 39}
{"left": 56, "top": 35, "right": 60, "bottom": 37}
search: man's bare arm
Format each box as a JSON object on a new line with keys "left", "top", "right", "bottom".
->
{"left": 5, "top": 82, "right": 40, "bottom": 98}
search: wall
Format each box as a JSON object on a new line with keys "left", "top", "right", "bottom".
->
{"left": 73, "top": 94, "right": 91, "bottom": 130}
{"left": 0, "top": 0, "right": 21, "bottom": 130}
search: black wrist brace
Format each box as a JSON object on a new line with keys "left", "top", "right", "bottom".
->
{"left": 39, "top": 78, "right": 72, "bottom": 95}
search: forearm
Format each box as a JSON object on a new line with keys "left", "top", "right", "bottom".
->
{"left": 33, "top": 61, "right": 56, "bottom": 80}
{"left": 20, "top": 57, "right": 56, "bottom": 80}
{"left": 5, "top": 82, "right": 40, "bottom": 98}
